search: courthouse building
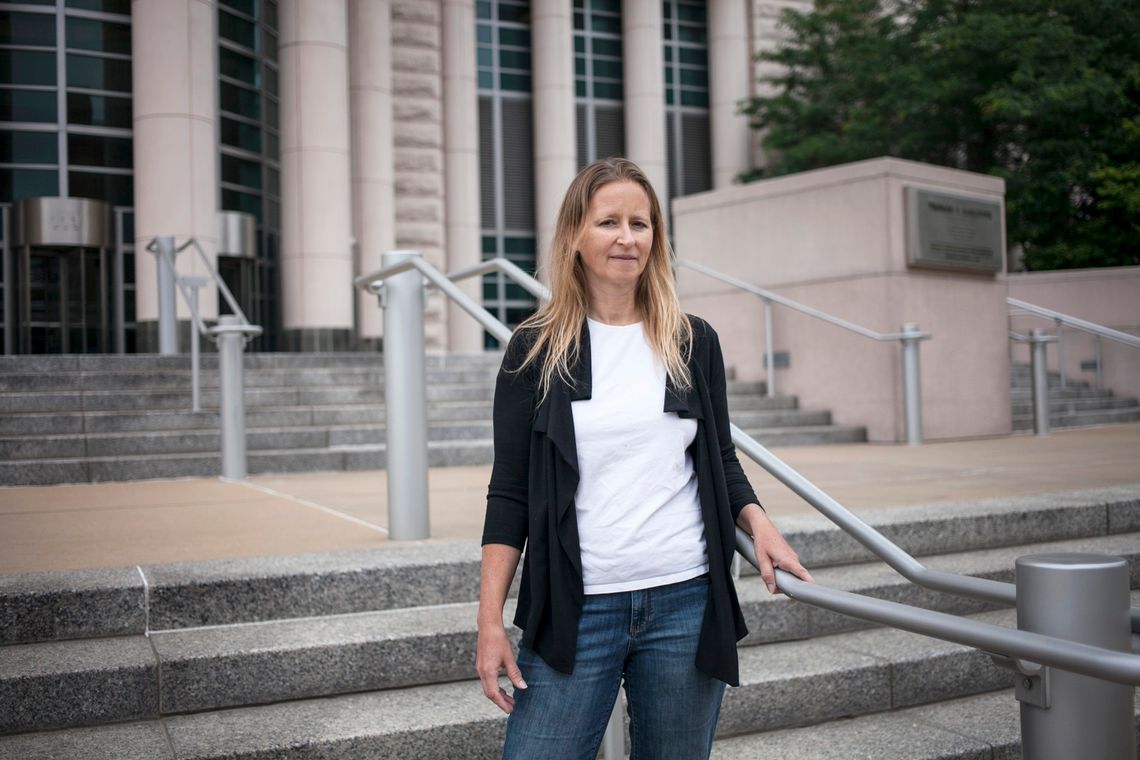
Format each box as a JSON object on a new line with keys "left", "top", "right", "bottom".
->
{"left": 0, "top": 0, "right": 799, "bottom": 355}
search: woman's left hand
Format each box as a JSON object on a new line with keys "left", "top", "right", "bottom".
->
{"left": 737, "top": 504, "right": 814, "bottom": 594}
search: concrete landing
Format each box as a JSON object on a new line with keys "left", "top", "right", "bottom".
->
{"left": 2, "top": 424, "right": 1139, "bottom": 574}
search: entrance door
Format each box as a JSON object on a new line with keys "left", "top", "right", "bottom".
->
{"left": 19, "top": 246, "right": 109, "bottom": 354}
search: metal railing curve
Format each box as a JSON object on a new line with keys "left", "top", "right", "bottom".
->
{"left": 146, "top": 235, "right": 261, "bottom": 479}
{"left": 356, "top": 252, "right": 1140, "bottom": 759}
{"left": 676, "top": 258, "right": 929, "bottom": 444}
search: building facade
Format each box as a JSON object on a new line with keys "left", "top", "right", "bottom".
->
{"left": 0, "top": 0, "right": 803, "bottom": 354}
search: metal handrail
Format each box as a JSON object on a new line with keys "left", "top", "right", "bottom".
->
{"left": 146, "top": 236, "right": 260, "bottom": 339}
{"left": 445, "top": 258, "right": 552, "bottom": 301}
{"left": 734, "top": 528, "right": 1140, "bottom": 686}
{"left": 1008, "top": 297, "right": 1140, "bottom": 350}
{"left": 731, "top": 425, "right": 1140, "bottom": 634}
{"left": 678, "top": 258, "right": 923, "bottom": 342}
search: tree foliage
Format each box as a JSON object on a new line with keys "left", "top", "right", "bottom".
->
{"left": 741, "top": 0, "right": 1140, "bottom": 270}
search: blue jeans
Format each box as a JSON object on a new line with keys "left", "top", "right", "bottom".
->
{"left": 502, "top": 575, "right": 725, "bottom": 760}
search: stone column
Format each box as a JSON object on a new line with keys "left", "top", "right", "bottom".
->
{"left": 349, "top": 0, "right": 396, "bottom": 346}
{"left": 709, "top": 0, "right": 751, "bottom": 187}
{"left": 530, "top": 0, "right": 577, "bottom": 274}
{"left": 442, "top": 0, "right": 483, "bottom": 353}
{"left": 131, "top": 0, "right": 219, "bottom": 351}
{"left": 280, "top": 0, "right": 355, "bottom": 350}
{"left": 622, "top": 0, "right": 668, "bottom": 207}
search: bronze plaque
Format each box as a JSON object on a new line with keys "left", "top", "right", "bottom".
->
{"left": 906, "top": 186, "right": 1003, "bottom": 273}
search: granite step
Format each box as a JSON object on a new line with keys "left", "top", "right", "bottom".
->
{"left": 737, "top": 424, "right": 867, "bottom": 446}
{"left": 5, "top": 485, "right": 1135, "bottom": 645}
{"left": 1011, "top": 395, "right": 1138, "bottom": 415}
{"left": 1012, "top": 406, "right": 1140, "bottom": 431}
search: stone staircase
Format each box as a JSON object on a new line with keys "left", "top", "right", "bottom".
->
{"left": 1011, "top": 362, "right": 1140, "bottom": 432}
{"left": 0, "top": 353, "right": 865, "bottom": 486}
{"left": 2, "top": 484, "right": 1138, "bottom": 758}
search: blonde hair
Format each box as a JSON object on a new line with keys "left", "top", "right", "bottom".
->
{"left": 517, "top": 157, "right": 693, "bottom": 402}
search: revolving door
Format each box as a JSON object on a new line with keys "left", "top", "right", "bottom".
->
{"left": 8, "top": 197, "right": 115, "bottom": 354}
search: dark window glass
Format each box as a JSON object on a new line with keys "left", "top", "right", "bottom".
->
{"left": 265, "top": 131, "right": 278, "bottom": 160}
{"left": 219, "top": 0, "right": 256, "bottom": 16}
{"left": 677, "top": 24, "right": 705, "bottom": 44}
{"left": 222, "top": 153, "right": 261, "bottom": 189}
{"left": 69, "top": 170, "right": 132, "bottom": 205}
{"left": 498, "top": 28, "right": 529, "bottom": 47}
{"left": 66, "top": 17, "right": 131, "bottom": 55}
{"left": 221, "top": 187, "right": 262, "bottom": 222}
{"left": 478, "top": 24, "right": 492, "bottom": 44}
{"left": 477, "top": 1, "right": 491, "bottom": 20}
{"left": 67, "top": 54, "right": 132, "bottom": 91}
{"left": 1, "top": 168, "right": 59, "bottom": 208}
{"left": 67, "top": 92, "right": 131, "bottom": 127}
{"left": 590, "top": 14, "right": 619, "bottom": 34}
{"left": 592, "top": 58, "right": 621, "bottom": 79}
{"left": 573, "top": 35, "right": 584, "bottom": 53}
{"left": 680, "top": 89, "right": 707, "bottom": 108}
{"left": 0, "top": 49, "right": 55, "bottom": 86}
{"left": 575, "top": 79, "right": 586, "bottom": 97}
{"left": 68, "top": 133, "right": 132, "bottom": 168}
{"left": 119, "top": 210, "right": 133, "bottom": 240}
{"left": 593, "top": 37, "right": 620, "bottom": 57}
{"left": 678, "top": 47, "right": 706, "bottom": 66}
{"left": 499, "top": 49, "right": 530, "bottom": 70}
{"left": 66, "top": 0, "right": 131, "bottom": 13}
{"left": 680, "top": 68, "right": 706, "bottom": 87}
{"left": 677, "top": 2, "right": 705, "bottom": 23}
{"left": 220, "top": 116, "right": 262, "bottom": 152}
{"left": 573, "top": 10, "right": 584, "bottom": 29}
{"left": 591, "top": 0, "right": 619, "bottom": 11}
{"left": 0, "top": 130, "right": 57, "bottom": 164}
{"left": 265, "top": 1, "right": 278, "bottom": 31}
{"left": 219, "top": 10, "right": 256, "bottom": 49}
{"left": 478, "top": 71, "right": 493, "bottom": 90}
{"left": 575, "top": 56, "right": 585, "bottom": 77}
{"left": 593, "top": 81, "right": 621, "bottom": 100}
{"left": 0, "top": 89, "right": 57, "bottom": 122}
{"left": 503, "top": 236, "right": 534, "bottom": 255}
{"left": 220, "top": 46, "right": 258, "bottom": 86}
{"left": 266, "top": 198, "right": 279, "bottom": 229}
{"left": 500, "top": 72, "right": 530, "bottom": 92}
{"left": 220, "top": 81, "right": 259, "bottom": 119}
{"left": 264, "top": 64, "right": 278, "bottom": 95}
{"left": 0, "top": 11, "right": 55, "bottom": 47}
{"left": 264, "top": 97, "right": 277, "bottom": 129}
{"left": 265, "top": 166, "right": 278, "bottom": 196}
{"left": 478, "top": 47, "right": 492, "bottom": 67}
{"left": 499, "top": 2, "right": 528, "bottom": 23}
{"left": 262, "top": 28, "right": 276, "bottom": 59}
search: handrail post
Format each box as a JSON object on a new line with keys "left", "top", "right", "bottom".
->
{"left": 1016, "top": 553, "right": 1135, "bottom": 760}
{"left": 900, "top": 323, "right": 923, "bottom": 445}
{"left": 153, "top": 235, "right": 179, "bottom": 355}
{"left": 1053, "top": 317, "right": 1066, "bottom": 390}
{"left": 763, "top": 299, "right": 775, "bottom": 398}
{"left": 1029, "top": 328, "right": 1053, "bottom": 437}
{"left": 183, "top": 276, "right": 210, "bottom": 413}
{"left": 380, "top": 250, "right": 430, "bottom": 541}
{"left": 215, "top": 315, "right": 248, "bottom": 480}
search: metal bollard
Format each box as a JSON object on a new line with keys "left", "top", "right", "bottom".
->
{"left": 1015, "top": 554, "right": 1135, "bottom": 760}
{"left": 380, "top": 251, "right": 430, "bottom": 541}
{"left": 154, "top": 235, "right": 179, "bottom": 355}
{"left": 763, "top": 299, "right": 775, "bottom": 398}
{"left": 215, "top": 315, "right": 248, "bottom": 480}
{"left": 1029, "top": 328, "right": 1052, "bottom": 437}
{"left": 900, "top": 323, "right": 924, "bottom": 445}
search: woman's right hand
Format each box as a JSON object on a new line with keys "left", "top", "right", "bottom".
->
{"left": 476, "top": 622, "right": 527, "bottom": 713}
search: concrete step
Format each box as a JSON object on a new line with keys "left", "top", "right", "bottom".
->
{"left": 737, "top": 424, "right": 867, "bottom": 446}
{"left": 1010, "top": 387, "right": 1115, "bottom": 400}
{"left": 1011, "top": 395, "right": 1139, "bottom": 415}
{"left": 712, "top": 689, "right": 1140, "bottom": 759}
{"left": 5, "top": 485, "right": 1135, "bottom": 645}
{"left": 1012, "top": 406, "right": 1140, "bottom": 431}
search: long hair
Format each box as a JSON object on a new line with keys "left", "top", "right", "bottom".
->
{"left": 517, "top": 157, "right": 693, "bottom": 403}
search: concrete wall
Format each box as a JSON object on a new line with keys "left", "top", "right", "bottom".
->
{"left": 674, "top": 157, "right": 1010, "bottom": 443}
{"left": 1006, "top": 267, "right": 1140, "bottom": 402}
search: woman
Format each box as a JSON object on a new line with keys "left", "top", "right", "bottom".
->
{"left": 477, "top": 157, "right": 813, "bottom": 759}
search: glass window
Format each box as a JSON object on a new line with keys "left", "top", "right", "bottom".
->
{"left": 590, "top": 14, "right": 619, "bottom": 34}
{"left": 0, "top": 49, "right": 56, "bottom": 86}
{"left": 67, "top": 53, "right": 132, "bottom": 92}
{"left": 221, "top": 117, "right": 262, "bottom": 152}
{"left": 498, "top": 27, "right": 529, "bottom": 47}
{"left": 264, "top": 97, "right": 277, "bottom": 129}
{"left": 67, "top": 92, "right": 131, "bottom": 128}
{"left": 0, "top": 130, "right": 57, "bottom": 164}
{"left": 592, "top": 58, "right": 621, "bottom": 79}
{"left": 0, "top": 11, "right": 55, "bottom": 47}
{"left": 66, "top": 17, "right": 131, "bottom": 55}
{"left": 263, "top": 64, "right": 278, "bottom": 95}
{"left": 69, "top": 170, "right": 132, "bottom": 205}
{"left": 500, "top": 72, "right": 530, "bottom": 92}
{"left": 593, "top": 37, "right": 620, "bottom": 57}
{"left": 499, "top": 49, "right": 530, "bottom": 70}
{"left": 680, "top": 68, "right": 706, "bottom": 87}
{"left": 262, "top": 28, "right": 276, "bottom": 59}
{"left": 0, "top": 167, "right": 57, "bottom": 200}
{"left": 68, "top": 133, "right": 132, "bottom": 168}
{"left": 219, "top": 0, "right": 256, "bottom": 16}
{"left": 478, "top": 24, "right": 492, "bottom": 44}
{"left": 498, "top": 2, "right": 528, "bottom": 23}
{"left": 220, "top": 81, "right": 259, "bottom": 119}
{"left": 680, "top": 89, "right": 708, "bottom": 108}
{"left": 593, "top": 81, "right": 621, "bottom": 100}
{"left": 265, "top": 166, "right": 278, "bottom": 196}
{"left": 219, "top": 10, "right": 257, "bottom": 49}
{"left": 478, "top": 71, "right": 493, "bottom": 90}
{"left": 222, "top": 153, "right": 261, "bottom": 189}
{"left": 220, "top": 46, "right": 258, "bottom": 86}
{"left": 221, "top": 187, "right": 262, "bottom": 222}
{"left": 0, "top": 89, "right": 57, "bottom": 122}
{"left": 678, "top": 47, "right": 706, "bottom": 66}
{"left": 66, "top": 0, "right": 131, "bottom": 13}
{"left": 265, "top": 0, "right": 278, "bottom": 31}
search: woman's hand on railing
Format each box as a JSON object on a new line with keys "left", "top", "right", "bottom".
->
{"left": 476, "top": 621, "right": 527, "bottom": 714}
{"left": 737, "top": 504, "right": 815, "bottom": 594}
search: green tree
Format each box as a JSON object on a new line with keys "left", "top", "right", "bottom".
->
{"left": 741, "top": 0, "right": 1140, "bottom": 270}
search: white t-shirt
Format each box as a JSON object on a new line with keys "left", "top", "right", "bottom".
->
{"left": 572, "top": 318, "right": 708, "bottom": 594}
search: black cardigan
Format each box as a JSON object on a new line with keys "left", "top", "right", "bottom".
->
{"left": 481, "top": 315, "right": 759, "bottom": 686}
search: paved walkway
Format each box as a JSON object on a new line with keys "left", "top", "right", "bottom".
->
{"left": 2, "top": 424, "right": 1139, "bottom": 574}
